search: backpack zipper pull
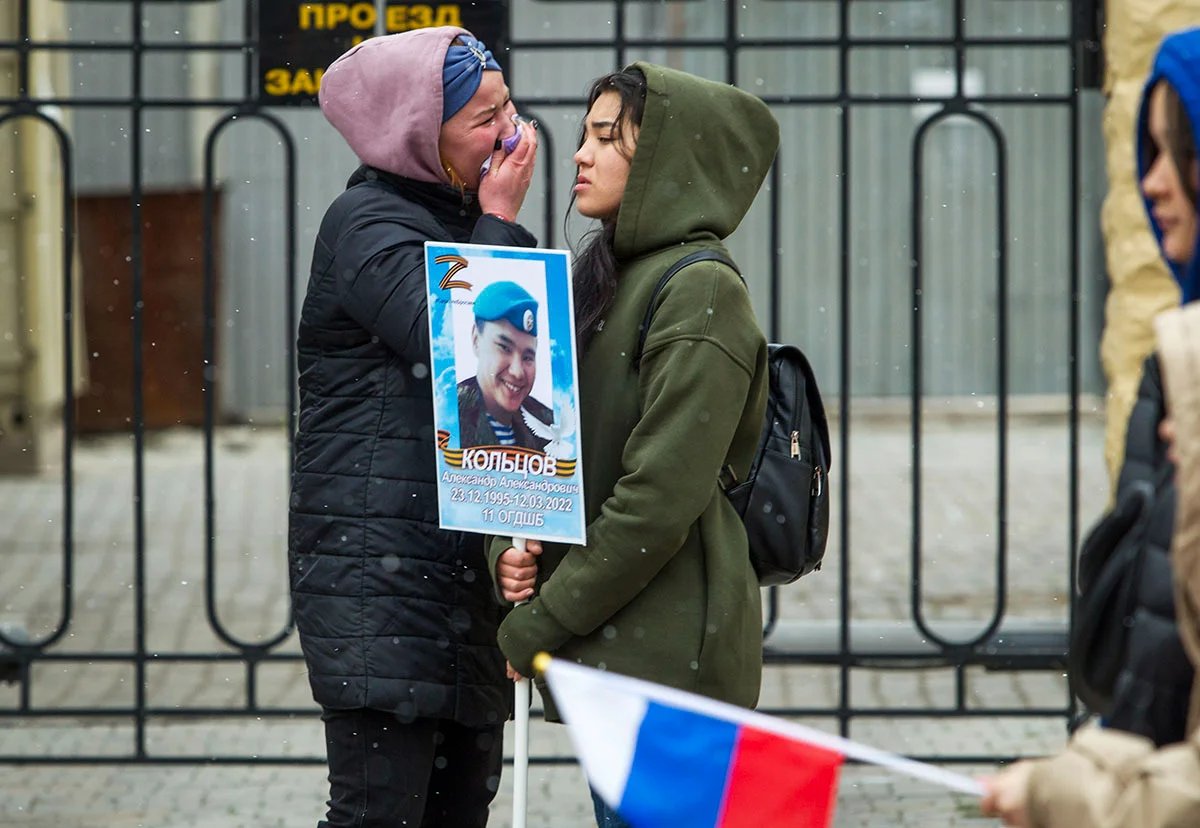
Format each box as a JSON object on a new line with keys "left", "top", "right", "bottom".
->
{"left": 790, "top": 430, "right": 800, "bottom": 459}
{"left": 812, "top": 466, "right": 823, "bottom": 497}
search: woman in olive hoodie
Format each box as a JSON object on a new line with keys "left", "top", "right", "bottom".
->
{"left": 489, "top": 64, "right": 778, "bottom": 827}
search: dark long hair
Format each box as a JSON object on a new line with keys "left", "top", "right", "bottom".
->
{"left": 569, "top": 68, "right": 647, "bottom": 349}
{"left": 1164, "top": 84, "right": 1198, "bottom": 207}
{"left": 1147, "top": 83, "right": 1198, "bottom": 207}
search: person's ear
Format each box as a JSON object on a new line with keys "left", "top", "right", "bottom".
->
{"left": 471, "top": 323, "right": 480, "bottom": 354}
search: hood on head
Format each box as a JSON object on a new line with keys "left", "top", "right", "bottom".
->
{"left": 319, "top": 26, "right": 471, "bottom": 183}
{"left": 1136, "top": 26, "right": 1200, "bottom": 304}
{"left": 613, "top": 62, "right": 780, "bottom": 260}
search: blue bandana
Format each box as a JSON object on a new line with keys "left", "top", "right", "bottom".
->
{"left": 442, "top": 36, "right": 502, "bottom": 123}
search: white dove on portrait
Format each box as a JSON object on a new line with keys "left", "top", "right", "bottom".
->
{"left": 521, "top": 399, "right": 576, "bottom": 460}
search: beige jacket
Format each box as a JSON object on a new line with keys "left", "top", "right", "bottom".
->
{"left": 1026, "top": 303, "right": 1200, "bottom": 827}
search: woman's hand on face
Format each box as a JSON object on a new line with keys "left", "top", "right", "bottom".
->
{"left": 478, "top": 120, "right": 538, "bottom": 222}
{"left": 978, "top": 761, "right": 1035, "bottom": 827}
{"left": 496, "top": 539, "right": 542, "bottom": 603}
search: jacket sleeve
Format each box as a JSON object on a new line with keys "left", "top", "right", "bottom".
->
{"left": 334, "top": 205, "right": 537, "bottom": 366}
{"left": 1116, "top": 355, "right": 1167, "bottom": 494}
{"left": 486, "top": 536, "right": 510, "bottom": 606}
{"left": 498, "top": 267, "right": 764, "bottom": 672}
{"left": 1026, "top": 725, "right": 1200, "bottom": 827}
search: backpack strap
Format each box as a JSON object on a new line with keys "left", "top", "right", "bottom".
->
{"left": 632, "top": 250, "right": 741, "bottom": 371}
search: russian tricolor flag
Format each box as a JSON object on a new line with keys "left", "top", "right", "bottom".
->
{"left": 614, "top": 698, "right": 842, "bottom": 827}
{"left": 540, "top": 657, "right": 983, "bottom": 828}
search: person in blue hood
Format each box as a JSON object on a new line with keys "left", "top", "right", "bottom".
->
{"left": 1139, "top": 29, "right": 1200, "bottom": 303}
{"left": 979, "top": 26, "right": 1200, "bottom": 827}
{"left": 1075, "top": 25, "right": 1200, "bottom": 751}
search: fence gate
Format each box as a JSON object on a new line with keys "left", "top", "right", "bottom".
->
{"left": 0, "top": 0, "right": 1103, "bottom": 765}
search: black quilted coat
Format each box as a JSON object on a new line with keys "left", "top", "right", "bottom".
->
{"left": 288, "top": 166, "right": 535, "bottom": 726}
{"left": 1106, "top": 355, "right": 1192, "bottom": 745}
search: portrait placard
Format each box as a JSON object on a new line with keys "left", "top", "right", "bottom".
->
{"left": 425, "top": 242, "right": 585, "bottom": 544}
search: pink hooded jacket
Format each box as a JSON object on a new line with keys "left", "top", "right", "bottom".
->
{"left": 318, "top": 26, "right": 470, "bottom": 183}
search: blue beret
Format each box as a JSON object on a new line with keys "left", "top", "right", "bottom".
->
{"left": 442, "top": 35, "right": 502, "bottom": 123}
{"left": 474, "top": 281, "right": 538, "bottom": 337}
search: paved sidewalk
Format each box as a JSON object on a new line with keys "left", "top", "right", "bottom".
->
{"left": 0, "top": 761, "right": 1004, "bottom": 827}
{"left": 0, "top": 408, "right": 1109, "bottom": 825}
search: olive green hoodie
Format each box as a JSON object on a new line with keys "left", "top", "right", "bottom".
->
{"left": 490, "top": 62, "right": 780, "bottom": 716}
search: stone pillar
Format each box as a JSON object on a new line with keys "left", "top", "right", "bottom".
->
{"left": 1100, "top": 0, "right": 1200, "bottom": 489}
{"left": 0, "top": 1, "right": 85, "bottom": 475}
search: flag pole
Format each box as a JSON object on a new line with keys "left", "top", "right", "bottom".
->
{"left": 512, "top": 537, "right": 530, "bottom": 828}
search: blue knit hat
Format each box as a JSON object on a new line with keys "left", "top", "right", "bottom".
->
{"left": 474, "top": 281, "right": 537, "bottom": 336}
{"left": 442, "top": 35, "right": 501, "bottom": 122}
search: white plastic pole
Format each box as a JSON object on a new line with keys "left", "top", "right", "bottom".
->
{"left": 511, "top": 537, "right": 530, "bottom": 828}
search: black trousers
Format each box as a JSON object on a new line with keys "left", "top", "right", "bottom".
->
{"left": 319, "top": 707, "right": 504, "bottom": 828}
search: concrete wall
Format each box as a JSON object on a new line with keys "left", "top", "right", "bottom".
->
{"left": 1099, "top": 0, "right": 1200, "bottom": 489}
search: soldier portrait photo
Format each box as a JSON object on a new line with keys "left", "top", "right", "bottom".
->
{"left": 457, "top": 279, "right": 556, "bottom": 451}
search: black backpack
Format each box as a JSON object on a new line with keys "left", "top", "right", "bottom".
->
{"left": 633, "top": 250, "right": 832, "bottom": 586}
{"left": 1068, "top": 469, "right": 1167, "bottom": 714}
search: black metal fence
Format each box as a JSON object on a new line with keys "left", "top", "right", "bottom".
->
{"left": 0, "top": 0, "right": 1102, "bottom": 764}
